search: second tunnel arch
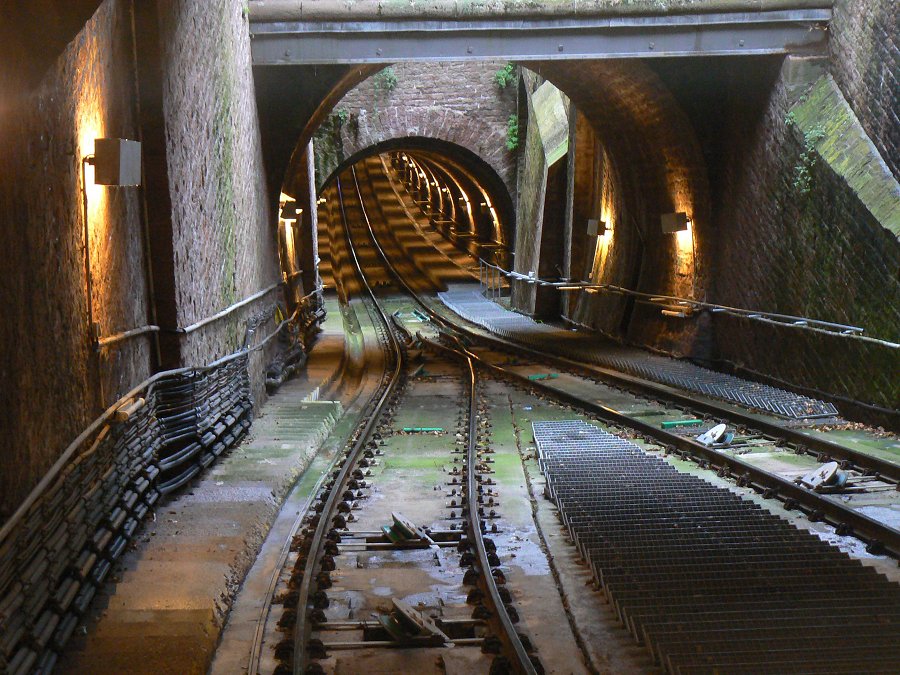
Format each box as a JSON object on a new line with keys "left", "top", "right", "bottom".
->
{"left": 262, "top": 55, "right": 765, "bottom": 357}
{"left": 316, "top": 137, "right": 515, "bottom": 251}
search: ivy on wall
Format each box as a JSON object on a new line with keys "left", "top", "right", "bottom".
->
{"left": 785, "top": 111, "right": 825, "bottom": 196}
{"left": 373, "top": 67, "right": 398, "bottom": 95}
{"left": 495, "top": 62, "right": 516, "bottom": 89}
{"left": 506, "top": 113, "right": 520, "bottom": 151}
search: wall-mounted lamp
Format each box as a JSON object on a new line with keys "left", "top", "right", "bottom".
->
{"left": 87, "top": 138, "right": 142, "bottom": 186}
{"left": 81, "top": 137, "right": 144, "bottom": 349}
{"left": 80, "top": 138, "right": 142, "bottom": 410}
{"left": 280, "top": 202, "right": 302, "bottom": 220}
{"left": 660, "top": 212, "right": 689, "bottom": 234}
{"left": 587, "top": 219, "right": 608, "bottom": 237}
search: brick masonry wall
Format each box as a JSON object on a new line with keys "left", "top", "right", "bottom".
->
{"left": 157, "top": 0, "right": 282, "bottom": 406}
{"left": 710, "top": 56, "right": 900, "bottom": 411}
{"left": 530, "top": 59, "right": 712, "bottom": 357}
{"left": 829, "top": 0, "right": 899, "bottom": 179}
{"left": 0, "top": 0, "right": 152, "bottom": 519}
{"left": 314, "top": 61, "right": 518, "bottom": 199}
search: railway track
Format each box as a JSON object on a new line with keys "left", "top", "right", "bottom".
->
{"left": 347, "top": 157, "right": 900, "bottom": 671}
{"left": 257, "top": 171, "right": 542, "bottom": 675}
{"left": 244, "top": 159, "right": 898, "bottom": 675}
{"left": 347, "top": 159, "right": 900, "bottom": 561}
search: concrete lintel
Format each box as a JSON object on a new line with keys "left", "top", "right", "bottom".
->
{"left": 250, "top": 9, "right": 831, "bottom": 65}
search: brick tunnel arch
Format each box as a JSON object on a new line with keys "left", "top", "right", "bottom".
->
{"left": 315, "top": 98, "right": 517, "bottom": 200}
{"left": 270, "top": 59, "right": 712, "bottom": 353}
{"left": 528, "top": 59, "right": 713, "bottom": 353}
{"left": 317, "top": 136, "right": 515, "bottom": 248}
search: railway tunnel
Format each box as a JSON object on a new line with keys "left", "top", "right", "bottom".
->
{"left": 1, "top": 1, "right": 899, "bottom": 674}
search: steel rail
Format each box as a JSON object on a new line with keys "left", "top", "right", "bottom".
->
{"left": 347, "top": 166, "right": 538, "bottom": 674}
{"left": 425, "top": 308, "right": 900, "bottom": 483}
{"left": 345, "top": 190, "right": 898, "bottom": 481}
{"left": 342, "top": 184, "right": 898, "bottom": 559}
{"left": 437, "top": 338, "right": 900, "bottom": 560}
{"left": 290, "top": 175, "right": 404, "bottom": 675}
{"left": 462, "top": 350, "right": 539, "bottom": 675}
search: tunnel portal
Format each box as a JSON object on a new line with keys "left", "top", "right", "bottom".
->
{"left": 1, "top": 2, "right": 899, "bottom": 674}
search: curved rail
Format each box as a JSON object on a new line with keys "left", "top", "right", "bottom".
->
{"left": 424, "top": 311, "right": 900, "bottom": 483}
{"left": 347, "top": 166, "right": 539, "bottom": 674}
{"left": 290, "top": 175, "right": 405, "bottom": 675}
{"left": 346, "top": 167, "right": 900, "bottom": 561}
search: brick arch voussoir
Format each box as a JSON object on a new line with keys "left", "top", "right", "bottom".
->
{"left": 338, "top": 105, "right": 515, "bottom": 197}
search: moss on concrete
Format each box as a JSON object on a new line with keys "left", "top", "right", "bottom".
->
{"left": 791, "top": 75, "right": 900, "bottom": 237}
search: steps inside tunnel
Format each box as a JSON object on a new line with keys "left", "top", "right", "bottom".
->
{"left": 1, "top": 2, "right": 898, "bottom": 674}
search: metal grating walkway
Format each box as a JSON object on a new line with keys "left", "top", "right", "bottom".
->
{"left": 439, "top": 288, "right": 839, "bottom": 419}
{"left": 532, "top": 420, "right": 900, "bottom": 674}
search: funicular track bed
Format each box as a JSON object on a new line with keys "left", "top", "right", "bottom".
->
{"left": 293, "top": 159, "right": 900, "bottom": 675}
{"left": 274, "top": 350, "right": 547, "bottom": 674}
{"left": 426, "top": 295, "right": 900, "bottom": 489}
{"left": 266, "top": 171, "right": 550, "bottom": 675}
{"left": 532, "top": 419, "right": 900, "bottom": 674}
{"left": 348, "top": 159, "right": 900, "bottom": 551}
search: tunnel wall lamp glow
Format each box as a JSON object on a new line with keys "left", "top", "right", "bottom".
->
{"left": 82, "top": 138, "right": 143, "bottom": 349}
{"left": 660, "top": 211, "right": 689, "bottom": 233}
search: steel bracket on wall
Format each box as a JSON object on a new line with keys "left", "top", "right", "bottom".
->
{"left": 250, "top": 9, "right": 831, "bottom": 65}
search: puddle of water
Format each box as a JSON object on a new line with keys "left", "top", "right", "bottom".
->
{"left": 856, "top": 504, "right": 900, "bottom": 530}
{"left": 497, "top": 527, "right": 551, "bottom": 576}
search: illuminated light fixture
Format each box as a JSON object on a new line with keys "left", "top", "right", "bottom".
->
{"left": 81, "top": 138, "right": 142, "bottom": 357}
{"left": 660, "top": 212, "right": 689, "bottom": 234}
{"left": 661, "top": 309, "right": 688, "bottom": 318}
{"left": 280, "top": 202, "right": 301, "bottom": 220}
{"left": 317, "top": 197, "right": 327, "bottom": 205}
{"left": 587, "top": 219, "right": 607, "bottom": 237}
{"left": 88, "top": 138, "right": 142, "bottom": 186}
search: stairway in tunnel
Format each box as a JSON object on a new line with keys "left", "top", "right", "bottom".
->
{"left": 315, "top": 210, "right": 335, "bottom": 291}
{"left": 376, "top": 156, "right": 485, "bottom": 279}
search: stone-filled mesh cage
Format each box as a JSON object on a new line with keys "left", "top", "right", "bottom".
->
{"left": 0, "top": 357, "right": 253, "bottom": 674}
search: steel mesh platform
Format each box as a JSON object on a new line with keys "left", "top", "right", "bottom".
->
{"left": 532, "top": 420, "right": 900, "bottom": 674}
{"left": 439, "top": 288, "right": 839, "bottom": 419}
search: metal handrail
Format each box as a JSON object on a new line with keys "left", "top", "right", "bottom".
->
{"left": 477, "top": 259, "right": 899, "bottom": 348}
{"left": 0, "top": 299, "right": 304, "bottom": 543}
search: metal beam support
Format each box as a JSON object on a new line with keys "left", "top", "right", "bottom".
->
{"left": 250, "top": 9, "right": 830, "bottom": 65}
